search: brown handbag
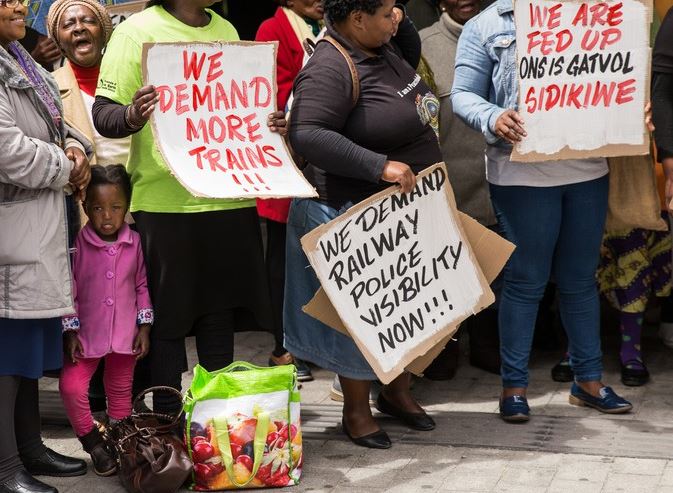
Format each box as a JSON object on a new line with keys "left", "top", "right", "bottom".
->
{"left": 107, "top": 386, "right": 192, "bottom": 493}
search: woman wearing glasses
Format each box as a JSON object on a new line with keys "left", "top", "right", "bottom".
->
{"left": 0, "top": 0, "right": 93, "bottom": 491}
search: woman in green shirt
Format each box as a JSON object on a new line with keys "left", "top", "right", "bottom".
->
{"left": 92, "top": 0, "right": 286, "bottom": 412}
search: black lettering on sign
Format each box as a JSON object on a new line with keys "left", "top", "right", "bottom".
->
{"left": 378, "top": 308, "right": 425, "bottom": 353}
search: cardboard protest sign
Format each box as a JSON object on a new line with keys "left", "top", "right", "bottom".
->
{"left": 301, "top": 164, "right": 496, "bottom": 384}
{"left": 512, "top": 0, "right": 652, "bottom": 162}
{"left": 104, "top": 0, "right": 145, "bottom": 28}
{"left": 142, "top": 42, "right": 316, "bottom": 199}
{"left": 303, "top": 210, "right": 514, "bottom": 376}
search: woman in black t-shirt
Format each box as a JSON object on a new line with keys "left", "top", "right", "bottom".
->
{"left": 285, "top": 0, "right": 442, "bottom": 449}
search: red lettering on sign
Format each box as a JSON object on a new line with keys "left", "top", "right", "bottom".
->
{"left": 206, "top": 52, "right": 223, "bottom": 83}
{"left": 156, "top": 85, "right": 174, "bottom": 112}
{"left": 615, "top": 78, "right": 636, "bottom": 104}
{"left": 528, "top": 2, "right": 562, "bottom": 29}
{"left": 572, "top": 2, "right": 623, "bottom": 27}
{"left": 250, "top": 76, "right": 272, "bottom": 107}
{"left": 230, "top": 80, "right": 249, "bottom": 109}
{"left": 243, "top": 113, "right": 262, "bottom": 142}
{"left": 174, "top": 83, "right": 189, "bottom": 115}
{"left": 183, "top": 50, "right": 206, "bottom": 80}
{"left": 262, "top": 145, "right": 282, "bottom": 167}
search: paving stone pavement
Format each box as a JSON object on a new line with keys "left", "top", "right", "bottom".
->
{"left": 40, "top": 329, "right": 673, "bottom": 493}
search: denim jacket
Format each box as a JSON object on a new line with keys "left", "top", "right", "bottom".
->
{"left": 450, "top": 0, "right": 516, "bottom": 147}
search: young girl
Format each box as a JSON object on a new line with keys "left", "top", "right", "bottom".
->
{"left": 59, "top": 165, "right": 152, "bottom": 476}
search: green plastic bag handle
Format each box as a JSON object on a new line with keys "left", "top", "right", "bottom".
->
{"left": 222, "top": 361, "right": 265, "bottom": 372}
{"left": 213, "top": 412, "right": 270, "bottom": 488}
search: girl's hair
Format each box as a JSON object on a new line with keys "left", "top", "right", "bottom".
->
{"left": 323, "top": 0, "right": 384, "bottom": 23}
{"left": 89, "top": 165, "right": 132, "bottom": 204}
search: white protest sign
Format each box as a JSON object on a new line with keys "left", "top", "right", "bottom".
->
{"left": 301, "top": 164, "right": 494, "bottom": 384}
{"left": 142, "top": 42, "right": 316, "bottom": 199}
{"left": 512, "top": 0, "right": 652, "bottom": 161}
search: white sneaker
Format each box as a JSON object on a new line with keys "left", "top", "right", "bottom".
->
{"left": 658, "top": 322, "right": 673, "bottom": 349}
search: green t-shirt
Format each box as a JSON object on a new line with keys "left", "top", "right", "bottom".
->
{"left": 97, "top": 6, "right": 254, "bottom": 213}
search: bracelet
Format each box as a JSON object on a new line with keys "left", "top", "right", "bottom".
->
{"left": 124, "top": 105, "right": 144, "bottom": 131}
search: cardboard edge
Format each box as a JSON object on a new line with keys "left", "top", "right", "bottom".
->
{"left": 105, "top": 0, "right": 145, "bottom": 15}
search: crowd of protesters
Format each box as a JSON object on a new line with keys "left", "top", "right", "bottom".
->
{"left": 1, "top": 0, "right": 673, "bottom": 491}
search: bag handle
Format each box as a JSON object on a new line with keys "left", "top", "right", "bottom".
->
{"left": 219, "top": 361, "right": 298, "bottom": 393}
{"left": 320, "top": 35, "right": 360, "bottom": 107}
{"left": 214, "top": 412, "right": 270, "bottom": 488}
{"left": 131, "top": 386, "right": 184, "bottom": 429}
{"left": 221, "top": 361, "right": 266, "bottom": 373}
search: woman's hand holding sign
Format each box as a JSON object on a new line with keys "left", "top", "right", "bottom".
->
{"left": 382, "top": 160, "right": 417, "bottom": 194}
{"left": 126, "top": 85, "right": 160, "bottom": 130}
{"left": 267, "top": 110, "right": 288, "bottom": 137}
{"left": 495, "top": 109, "right": 527, "bottom": 144}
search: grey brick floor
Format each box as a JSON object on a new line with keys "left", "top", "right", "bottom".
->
{"left": 40, "top": 326, "right": 673, "bottom": 492}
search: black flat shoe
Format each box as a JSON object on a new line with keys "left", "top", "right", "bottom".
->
{"left": 621, "top": 360, "right": 650, "bottom": 386}
{"left": 0, "top": 470, "right": 57, "bottom": 493}
{"left": 551, "top": 356, "right": 574, "bottom": 383}
{"left": 376, "top": 393, "right": 436, "bottom": 431}
{"left": 341, "top": 419, "right": 391, "bottom": 449}
{"left": 22, "top": 449, "right": 87, "bottom": 477}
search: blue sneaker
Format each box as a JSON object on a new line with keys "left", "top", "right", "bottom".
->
{"left": 499, "top": 395, "right": 530, "bottom": 422}
{"left": 569, "top": 383, "right": 632, "bottom": 414}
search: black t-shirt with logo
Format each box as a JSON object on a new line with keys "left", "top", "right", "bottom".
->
{"left": 289, "top": 18, "right": 442, "bottom": 209}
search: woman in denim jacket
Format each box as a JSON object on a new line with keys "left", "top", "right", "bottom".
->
{"left": 450, "top": 0, "right": 632, "bottom": 422}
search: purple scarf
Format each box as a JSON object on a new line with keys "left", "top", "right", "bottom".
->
{"left": 7, "top": 41, "right": 62, "bottom": 136}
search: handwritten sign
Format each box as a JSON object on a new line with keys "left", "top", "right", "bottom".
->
{"left": 142, "top": 42, "right": 316, "bottom": 199}
{"left": 301, "top": 164, "right": 494, "bottom": 384}
{"left": 104, "top": 0, "right": 145, "bottom": 28}
{"left": 512, "top": 0, "right": 652, "bottom": 161}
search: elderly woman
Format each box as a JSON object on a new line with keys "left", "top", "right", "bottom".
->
{"left": 91, "top": 0, "right": 283, "bottom": 413}
{"left": 451, "top": 0, "right": 632, "bottom": 422}
{"left": 47, "top": 0, "right": 128, "bottom": 167}
{"left": 0, "top": 0, "right": 93, "bottom": 490}
{"left": 255, "top": 0, "right": 324, "bottom": 382}
{"left": 286, "top": 0, "right": 439, "bottom": 449}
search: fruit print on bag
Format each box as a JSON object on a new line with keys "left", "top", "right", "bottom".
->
{"left": 189, "top": 410, "right": 302, "bottom": 489}
{"left": 184, "top": 363, "right": 302, "bottom": 491}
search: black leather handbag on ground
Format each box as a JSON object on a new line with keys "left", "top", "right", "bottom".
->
{"left": 107, "top": 386, "right": 192, "bottom": 493}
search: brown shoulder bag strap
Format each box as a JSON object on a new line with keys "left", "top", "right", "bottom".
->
{"left": 320, "top": 35, "right": 360, "bottom": 107}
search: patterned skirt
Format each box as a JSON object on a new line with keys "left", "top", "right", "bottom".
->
{"left": 597, "top": 225, "right": 673, "bottom": 313}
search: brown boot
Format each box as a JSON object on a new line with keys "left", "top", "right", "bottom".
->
{"left": 78, "top": 427, "right": 117, "bottom": 477}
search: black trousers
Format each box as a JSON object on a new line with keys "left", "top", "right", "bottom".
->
{"left": 0, "top": 377, "right": 47, "bottom": 483}
{"left": 265, "top": 219, "right": 287, "bottom": 356}
{"left": 150, "top": 312, "right": 235, "bottom": 414}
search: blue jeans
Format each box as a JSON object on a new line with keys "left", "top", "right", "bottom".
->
{"left": 490, "top": 175, "right": 608, "bottom": 388}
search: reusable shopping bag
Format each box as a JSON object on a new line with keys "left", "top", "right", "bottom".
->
{"left": 605, "top": 154, "right": 667, "bottom": 232}
{"left": 184, "top": 362, "right": 302, "bottom": 490}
